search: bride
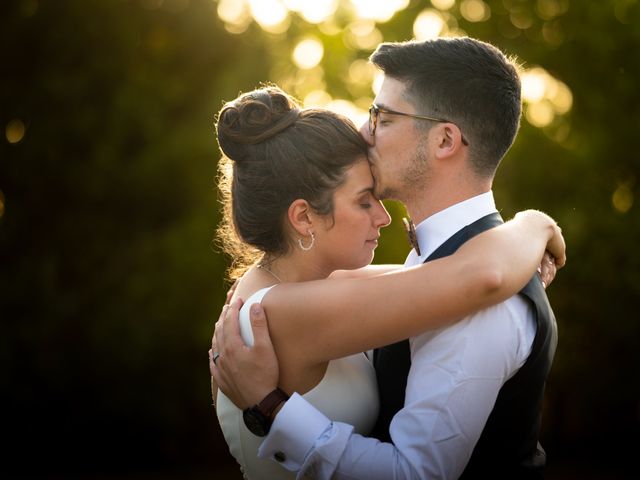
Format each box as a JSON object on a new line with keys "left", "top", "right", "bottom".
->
{"left": 211, "top": 86, "right": 564, "bottom": 480}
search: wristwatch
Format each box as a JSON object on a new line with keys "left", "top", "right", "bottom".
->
{"left": 242, "top": 388, "right": 290, "bottom": 436}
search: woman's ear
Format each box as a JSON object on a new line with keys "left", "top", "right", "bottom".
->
{"left": 287, "top": 199, "right": 314, "bottom": 236}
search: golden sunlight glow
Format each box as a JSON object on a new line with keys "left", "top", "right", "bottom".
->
{"left": 460, "top": 0, "right": 490, "bottom": 22}
{"left": 521, "top": 67, "right": 573, "bottom": 121}
{"left": 510, "top": 11, "right": 533, "bottom": 29}
{"left": 303, "top": 90, "right": 333, "bottom": 107}
{"left": 318, "top": 20, "right": 343, "bottom": 35}
{"left": 348, "top": 59, "right": 376, "bottom": 86}
{"left": 328, "top": 99, "right": 368, "bottom": 127}
{"left": 284, "top": 66, "right": 326, "bottom": 99}
{"left": 413, "top": 9, "right": 447, "bottom": 40}
{"left": 521, "top": 68, "right": 548, "bottom": 103}
{"left": 248, "top": 0, "right": 289, "bottom": 32}
{"left": 525, "top": 100, "right": 554, "bottom": 128}
{"left": 536, "top": 0, "right": 570, "bottom": 20}
{"left": 284, "top": 0, "right": 337, "bottom": 24}
{"left": 345, "top": 20, "right": 383, "bottom": 50}
{"left": 612, "top": 184, "right": 634, "bottom": 213}
{"left": 217, "top": 0, "right": 252, "bottom": 33}
{"left": 6, "top": 119, "right": 26, "bottom": 144}
{"left": 431, "top": 0, "right": 456, "bottom": 10}
{"left": 549, "top": 80, "right": 573, "bottom": 114}
{"left": 292, "top": 37, "right": 324, "bottom": 69}
{"left": 350, "top": 0, "right": 410, "bottom": 23}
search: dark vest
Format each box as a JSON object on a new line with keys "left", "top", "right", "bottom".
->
{"left": 371, "top": 212, "right": 557, "bottom": 479}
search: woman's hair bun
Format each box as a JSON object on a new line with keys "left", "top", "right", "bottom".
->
{"left": 216, "top": 87, "right": 300, "bottom": 162}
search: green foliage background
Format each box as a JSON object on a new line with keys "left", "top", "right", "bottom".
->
{"left": 1, "top": 0, "right": 638, "bottom": 478}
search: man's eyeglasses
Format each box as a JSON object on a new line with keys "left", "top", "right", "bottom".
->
{"left": 368, "top": 104, "right": 469, "bottom": 146}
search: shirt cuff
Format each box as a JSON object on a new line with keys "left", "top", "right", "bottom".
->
{"left": 258, "top": 392, "right": 331, "bottom": 472}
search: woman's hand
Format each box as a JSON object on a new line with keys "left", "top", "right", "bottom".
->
{"left": 515, "top": 209, "right": 566, "bottom": 289}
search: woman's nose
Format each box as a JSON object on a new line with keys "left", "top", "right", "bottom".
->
{"left": 374, "top": 201, "right": 391, "bottom": 227}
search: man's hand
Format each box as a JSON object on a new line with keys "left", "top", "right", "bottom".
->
{"left": 210, "top": 279, "right": 240, "bottom": 409}
{"left": 211, "top": 298, "right": 280, "bottom": 409}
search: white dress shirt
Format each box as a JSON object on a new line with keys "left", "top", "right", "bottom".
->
{"left": 258, "top": 191, "right": 536, "bottom": 479}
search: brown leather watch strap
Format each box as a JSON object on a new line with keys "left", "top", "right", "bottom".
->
{"left": 255, "top": 388, "right": 290, "bottom": 419}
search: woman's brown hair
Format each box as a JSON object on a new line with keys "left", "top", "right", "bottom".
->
{"left": 215, "top": 86, "right": 367, "bottom": 278}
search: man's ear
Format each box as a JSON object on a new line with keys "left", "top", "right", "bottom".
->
{"left": 434, "top": 123, "right": 465, "bottom": 159}
{"left": 287, "top": 199, "right": 314, "bottom": 236}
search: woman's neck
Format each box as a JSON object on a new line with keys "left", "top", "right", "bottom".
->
{"left": 259, "top": 252, "right": 329, "bottom": 284}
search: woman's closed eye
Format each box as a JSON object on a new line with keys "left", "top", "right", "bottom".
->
{"left": 358, "top": 193, "right": 374, "bottom": 209}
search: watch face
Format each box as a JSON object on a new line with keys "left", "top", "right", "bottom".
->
{"left": 243, "top": 407, "right": 270, "bottom": 436}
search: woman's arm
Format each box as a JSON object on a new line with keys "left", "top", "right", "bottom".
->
{"left": 264, "top": 210, "right": 564, "bottom": 366}
{"left": 328, "top": 264, "right": 403, "bottom": 279}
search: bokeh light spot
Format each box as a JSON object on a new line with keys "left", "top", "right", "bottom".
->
{"left": 0, "top": 189, "right": 4, "bottom": 219}
{"left": 521, "top": 66, "right": 573, "bottom": 121}
{"left": 292, "top": 37, "right": 324, "bottom": 70}
{"left": 431, "top": 0, "right": 456, "bottom": 11}
{"left": 542, "top": 20, "right": 564, "bottom": 46}
{"left": 536, "top": 0, "right": 570, "bottom": 20}
{"left": 285, "top": 0, "right": 337, "bottom": 24}
{"left": 303, "top": 90, "right": 332, "bottom": 107}
{"left": 348, "top": 59, "right": 376, "bottom": 85}
{"left": 613, "top": 184, "right": 634, "bottom": 213}
{"left": 526, "top": 100, "right": 554, "bottom": 127}
{"left": 413, "top": 9, "right": 446, "bottom": 40}
{"left": 248, "top": 0, "right": 290, "bottom": 33}
{"left": 549, "top": 80, "right": 572, "bottom": 114}
{"left": 510, "top": 10, "right": 534, "bottom": 29}
{"left": 521, "top": 68, "right": 548, "bottom": 103}
{"left": 460, "top": 0, "right": 490, "bottom": 22}
{"left": 217, "top": 0, "right": 252, "bottom": 33}
{"left": 350, "top": 0, "right": 410, "bottom": 23}
{"left": 345, "top": 21, "right": 383, "bottom": 50}
{"left": 328, "top": 99, "right": 368, "bottom": 127}
{"left": 6, "top": 119, "right": 26, "bottom": 144}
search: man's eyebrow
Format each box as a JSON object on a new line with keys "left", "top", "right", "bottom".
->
{"left": 375, "top": 102, "right": 393, "bottom": 111}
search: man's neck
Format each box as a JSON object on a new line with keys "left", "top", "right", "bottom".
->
{"left": 405, "top": 181, "right": 492, "bottom": 224}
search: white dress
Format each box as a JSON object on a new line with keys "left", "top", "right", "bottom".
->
{"left": 216, "top": 287, "right": 380, "bottom": 480}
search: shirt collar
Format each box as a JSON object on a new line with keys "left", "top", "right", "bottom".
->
{"left": 408, "top": 191, "right": 498, "bottom": 264}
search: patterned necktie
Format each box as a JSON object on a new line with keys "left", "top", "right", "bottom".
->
{"left": 402, "top": 217, "right": 421, "bottom": 256}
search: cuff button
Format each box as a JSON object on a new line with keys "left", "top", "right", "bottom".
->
{"left": 274, "top": 451, "right": 286, "bottom": 463}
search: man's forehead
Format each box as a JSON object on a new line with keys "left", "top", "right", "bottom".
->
{"left": 374, "top": 76, "right": 411, "bottom": 107}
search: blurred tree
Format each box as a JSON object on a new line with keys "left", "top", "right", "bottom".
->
{"left": 1, "top": 0, "right": 638, "bottom": 478}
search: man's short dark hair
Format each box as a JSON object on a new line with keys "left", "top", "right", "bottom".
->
{"left": 370, "top": 37, "right": 522, "bottom": 178}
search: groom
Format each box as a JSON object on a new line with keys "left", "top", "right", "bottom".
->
{"left": 213, "top": 37, "right": 557, "bottom": 479}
